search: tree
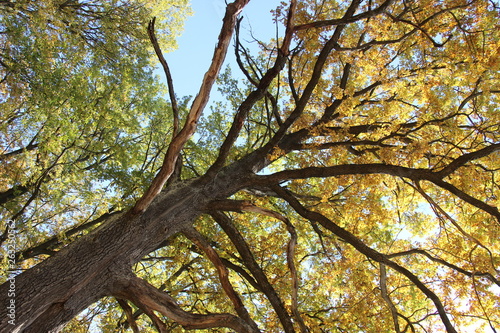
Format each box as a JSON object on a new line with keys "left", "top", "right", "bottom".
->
{"left": 1, "top": 0, "right": 500, "bottom": 332}
{"left": 0, "top": 0, "right": 189, "bottom": 256}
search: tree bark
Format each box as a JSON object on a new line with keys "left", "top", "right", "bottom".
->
{"left": 0, "top": 167, "right": 251, "bottom": 332}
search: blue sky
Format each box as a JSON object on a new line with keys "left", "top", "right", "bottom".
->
{"left": 165, "top": 0, "right": 283, "bottom": 99}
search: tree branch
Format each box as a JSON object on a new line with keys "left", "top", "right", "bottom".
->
{"left": 116, "top": 298, "right": 140, "bottom": 333}
{"left": 254, "top": 161, "right": 500, "bottom": 223}
{"left": 208, "top": 199, "right": 308, "bottom": 331}
{"left": 388, "top": 249, "right": 500, "bottom": 287}
{"left": 205, "top": 0, "right": 296, "bottom": 176}
{"left": 183, "top": 227, "right": 260, "bottom": 331}
{"left": 0, "top": 184, "right": 29, "bottom": 205}
{"left": 255, "top": 0, "right": 364, "bottom": 160}
{"left": 431, "top": 178, "right": 500, "bottom": 223}
{"left": 283, "top": 214, "right": 309, "bottom": 333}
{"left": 273, "top": 185, "right": 458, "bottom": 333}
{"left": 210, "top": 211, "right": 296, "bottom": 333}
{"left": 379, "top": 264, "right": 402, "bottom": 333}
{"left": 14, "top": 210, "right": 122, "bottom": 261}
{"left": 0, "top": 142, "right": 39, "bottom": 160}
{"left": 436, "top": 143, "right": 500, "bottom": 178}
{"left": 132, "top": 0, "right": 249, "bottom": 214}
{"left": 112, "top": 272, "right": 257, "bottom": 332}
{"left": 255, "top": 163, "right": 438, "bottom": 185}
{"left": 412, "top": 181, "right": 497, "bottom": 262}
{"left": 293, "top": 0, "right": 394, "bottom": 31}
{"left": 147, "top": 17, "right": 180, "bottom": 137}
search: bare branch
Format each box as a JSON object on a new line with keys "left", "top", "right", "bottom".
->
{"left": 132, "top": 0, "right": 249, "bottom": 214}
{"left": 280, "top": 0, "right": 297, "bottom": 55}
{"left": 379, "top": 264, "right": 402, "bottom": 333}
{"left": 147, "top": 17, "right": 180, "bottom": 137}
{"left": 205, "top": 0, "right": 297, "bottom": 176}
{"left": 283, "top": 216, "right": 309, "bottom": 333}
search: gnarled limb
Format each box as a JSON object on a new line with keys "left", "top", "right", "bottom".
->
{"left": 111, "top": 272, "right": 258, "bottom": 332}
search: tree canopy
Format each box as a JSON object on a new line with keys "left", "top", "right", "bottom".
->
{"left": 1, "top": 0, "right": 499, "bottom": 332}
{"left": 0, "top": 0, "right": 189, "bottom": 245}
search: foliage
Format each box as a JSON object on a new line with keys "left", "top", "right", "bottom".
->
{"left": 1, "top": 0, "right": 500, "bottom": 332}
{"left": 0, "top": 0, "right": 190, "bottom": 254}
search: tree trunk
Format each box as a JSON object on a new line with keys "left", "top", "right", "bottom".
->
{"left": 0, "top": 166, "right": 251, "bottom": 332}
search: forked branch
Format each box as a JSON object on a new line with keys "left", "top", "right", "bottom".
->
{"left": 133, "top": 0, "right": 250, "bottom": 214}
{"left": 254, "top": 160, "right": 500, "bottom": 223}
{"left": 436, "top": 143, "right": 500, "bottom": 178}
{"left": 206, "top": 0, "right": 297, "bottom": 176}
{"left": 116, "top": 298, "right": 140, "bottom": 333}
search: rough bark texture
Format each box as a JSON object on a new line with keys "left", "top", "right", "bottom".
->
{"left": 0, "top": 166, "right": 252, "bottom": 332}
{"left": 0, "top": 2, "right": 255, "bottom": 330}
{"left": 2, "top": 0, "right": 498, "bottom": 332}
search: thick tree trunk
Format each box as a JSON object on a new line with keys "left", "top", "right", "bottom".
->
{"left": 0, "top": 166, "right": 251, "bottom": 332}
